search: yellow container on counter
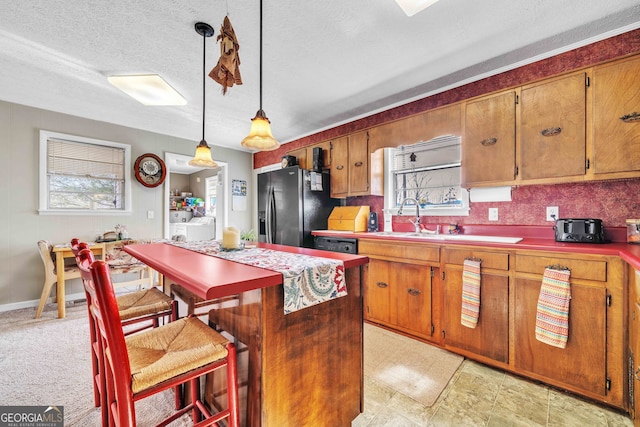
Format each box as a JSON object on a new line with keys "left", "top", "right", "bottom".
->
{"left": 328, "top": 206, "right": 370, "bottom": 232}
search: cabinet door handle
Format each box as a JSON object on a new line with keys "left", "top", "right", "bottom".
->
{"left": 407, "top": 288, "right": 421, "bottom": 296}
{"left": 376, "top": 281, "right": 388, "bottom": 288}
{"left": 336, "top": 165, "right": 344, "bottom": 170}
{"left": 354, "top": 161, "right": 363, "bottom": 167}
{"left": 636, "top": 367, "right": 640, "bottom": 381}
{"left": 620, "top": 112, "right": 640, "bottom": 123}
{"left": 480, "top": 137, "right": 497, "bottom": 146}
{"left": 541, "top": 127, "right": 562, "bottom": 137}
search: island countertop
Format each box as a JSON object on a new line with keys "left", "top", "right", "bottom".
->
{"left": 123, "top": 241, "right": 369, "bottom": 300}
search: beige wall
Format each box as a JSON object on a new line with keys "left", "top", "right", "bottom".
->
{"left": 0, "top": 100, "right": 253, "bottom": 311}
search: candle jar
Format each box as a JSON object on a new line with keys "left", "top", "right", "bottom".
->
{"left": 222, "top": 227, "right": 242, "bottom": 250}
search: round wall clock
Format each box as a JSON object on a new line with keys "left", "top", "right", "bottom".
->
{"left": 134, "top": 153, "right": 166, "bottom": 188}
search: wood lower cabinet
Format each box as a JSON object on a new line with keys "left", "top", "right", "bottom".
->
{"left": 629, "top": 267, "right": 640, "bottom": 422}
{"left": 364, "top": 258, "right": 392, "bottom": 324}
{"left": 355, "top": 236, "right": 628, "bottom": 411}
{"left": 513, "top": 252, "right": 626, "bottom": 408}
{"left": 442, "top": 248, "right": 510, "bottom": 364}
{"left": 514, "top": 277, "right": 606, "bottom": 394}
{"left": 360, "top": 239, "right": 438, "bottom": 341}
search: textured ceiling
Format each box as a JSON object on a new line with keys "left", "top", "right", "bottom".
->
{"left": 1, "top": 0, "right": 639, "bottom": 160}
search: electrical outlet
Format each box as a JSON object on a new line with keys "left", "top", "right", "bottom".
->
{"left": 147, "top": 210, "right": 154, "bottom": 219}
{"left": 488, "top": 208, "right": 499, "bottom": 221}
{"left": 546, "top": 206, "right": 559, "bottom": 222}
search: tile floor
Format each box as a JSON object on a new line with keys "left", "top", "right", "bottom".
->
{"left": 353, "top": 331, "right": 633, "bottom": 427}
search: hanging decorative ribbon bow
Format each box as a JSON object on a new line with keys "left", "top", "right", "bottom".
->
{"left": 209, "top": 15, "right": 242, "bottom": 94}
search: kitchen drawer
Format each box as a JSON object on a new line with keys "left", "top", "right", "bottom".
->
{"left": 359, "top": 239, "right": 439, "bottom": 263}
{"left": 515, "top": 254, "right": 607, "bottom": 282}
{"left": 443, "top": 248, "right": 509, "bottom": 271}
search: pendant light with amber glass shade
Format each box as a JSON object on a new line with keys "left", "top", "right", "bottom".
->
{"left": 189, "top": 22, "right": 219, "bottom": 168}
{"left": 241, "top": 0, "right": 280, "bottom": 151}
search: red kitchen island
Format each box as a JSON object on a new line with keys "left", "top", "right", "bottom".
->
{"left": 124, "top": 241, "right": 368, "bottom": 427}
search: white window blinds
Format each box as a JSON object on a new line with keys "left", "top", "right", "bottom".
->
{"left": 47, "top": 138, "right": 125, "bottom": 180}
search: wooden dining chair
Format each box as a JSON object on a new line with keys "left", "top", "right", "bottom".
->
{"left": 76, "top": 248, "right": 240, "bottom": 427}
{"left": 34, "top": 240, "right": 82, "bottom": 318}
{"left": 72, "top": 241, "right": 178, "bottom": 335}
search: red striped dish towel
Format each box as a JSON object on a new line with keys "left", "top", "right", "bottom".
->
{"left": 535, "top": 267, "right": 572, "bottom": 348}
{"left": 461, "top": 259, "right": 481, "bottom": 328}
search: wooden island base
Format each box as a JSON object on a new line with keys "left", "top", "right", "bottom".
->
{"left": 202, "top": 266, "right": 363, "bottom": 427}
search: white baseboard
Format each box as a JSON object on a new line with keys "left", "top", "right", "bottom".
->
{"left": 0, "top": 292, "right": 87, "bottom": 313}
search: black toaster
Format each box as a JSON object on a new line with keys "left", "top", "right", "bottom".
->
{"left": 554, "top": 218, "right": 606, "bottom": 243}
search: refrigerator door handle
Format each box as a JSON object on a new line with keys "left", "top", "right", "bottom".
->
{"left": 266, "top": 186, "right": 275, "bottom": 243}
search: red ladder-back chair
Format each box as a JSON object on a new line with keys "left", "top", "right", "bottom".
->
{"left": 73, "top": 241, "right": 180, "bottom": 425}
{"left": 76, "top": 248, "right": 239, "bottom": 427}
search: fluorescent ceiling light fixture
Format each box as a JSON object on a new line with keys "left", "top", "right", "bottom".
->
{"left": 395, "top": 0, "right": 439, "bottom": 16}
{"left": 108, "top": 74, "right": 187, "bottom": 106}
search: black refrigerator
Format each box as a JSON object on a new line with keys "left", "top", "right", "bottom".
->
{"left": 258, "top": 166, "right": 342, "bottom": 248}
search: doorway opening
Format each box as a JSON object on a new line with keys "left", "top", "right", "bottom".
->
{"left": 164, "top": 152, "right": 228, "bottom": 240}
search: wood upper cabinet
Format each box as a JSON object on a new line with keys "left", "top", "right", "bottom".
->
{"left": 368, "top": 104, "right": 462, "bottom": 153}
{"left": 348, "top": 131, "right": 370, "bottom": 195}
{"left": 442, "top": 248, "right": 510, "bottom": 364}
{"left": 286, "top": 140, "right": 333, "bottom": 171}
{"left": 520, "top": 71, "right": 587, "bottom": 180}
{"left": 286, "top": 147, "right": 308, "bottom": 169}
{"left": 329, "top": 136, "right": 349, "bottom": 197}
{"left": 592, "top": 55, "right": 640, "bottom": 176}
{"left": 462, "top": 90, "right": 517, "bottom": 186}
{"left": 330, "top": 131, "right": 383, "bottom": 198}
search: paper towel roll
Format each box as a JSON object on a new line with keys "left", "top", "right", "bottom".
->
{"left": 469, "top": 186, "right": 512, "bottom": 203}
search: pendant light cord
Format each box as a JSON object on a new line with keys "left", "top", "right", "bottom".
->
{"left": 202, "top": 30, "right": 206, "bottom": 142}
{"left": 259, "top": 0, "right": 263, "bottom": 111}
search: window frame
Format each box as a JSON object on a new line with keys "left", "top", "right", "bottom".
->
{"left": 383, "top": 137, "right": 469, "bottom": 217}
{"left": 38, "top": 130, "right": 133, "bottom": 215}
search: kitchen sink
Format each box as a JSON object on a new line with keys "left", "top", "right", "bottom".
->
{"left": 368, "top": 231, "right": 522, "bottom": 244}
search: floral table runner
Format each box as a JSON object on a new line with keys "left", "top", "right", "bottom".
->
{"left": 167, "top": 240, "right": 346, "bottom": 314}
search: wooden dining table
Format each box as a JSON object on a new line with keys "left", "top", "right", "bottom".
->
{"left": 52, "top": 242, "right": 104, "bottom": 318}
{"left": 124, "top": 241, "right": 368, "bottom": 427}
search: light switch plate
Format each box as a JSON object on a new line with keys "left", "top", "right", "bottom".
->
{"left": 147, "top": 210, "right": 154, "bottom": 219}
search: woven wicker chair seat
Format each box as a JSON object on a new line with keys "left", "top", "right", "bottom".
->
{"left": 116, "top": 288, "right": 174, "bottom": 321}
{"left": 121, "top": 317, "right": 229, "bottom": 394}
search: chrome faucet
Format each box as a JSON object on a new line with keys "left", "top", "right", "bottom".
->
{"left": 398, "top": 197, "right": 420, "bottom": 233}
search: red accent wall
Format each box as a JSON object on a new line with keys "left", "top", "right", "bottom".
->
{"left": 254, "top": 28, "right": 640, "bottom": 228}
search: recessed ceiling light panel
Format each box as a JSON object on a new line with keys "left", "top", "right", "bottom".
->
{"left": 108, "top": 74, "right": 187, "bottom": 106}
{"left": 395, "top": 0, "right": 439, "bottom": 17}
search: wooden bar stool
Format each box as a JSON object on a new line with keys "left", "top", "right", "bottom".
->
{"left": 77, "top": 248, "right": 240, "bottom": 427}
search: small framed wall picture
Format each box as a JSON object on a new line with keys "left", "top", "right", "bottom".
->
{"left": 134, "top": 153, "right": 167, "bottom": 188}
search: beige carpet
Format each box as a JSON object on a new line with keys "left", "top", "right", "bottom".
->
{"left": 364, "top": 323, "right": 464, "bottom": 407}
{"left": 0, "top": 302, "right": 191, "bottom": 426}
